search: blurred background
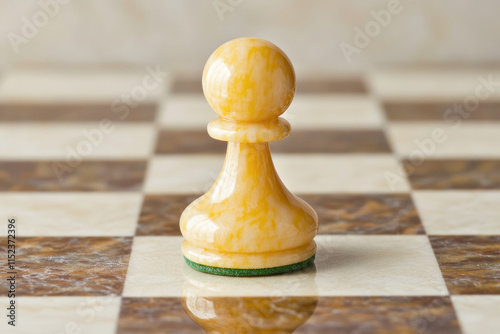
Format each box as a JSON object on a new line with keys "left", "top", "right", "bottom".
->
{"left": 1, "top": 0, "right": 498, "bottom": 77}
{"left": 1, "top": 2, "right": 500, "bottom": 334}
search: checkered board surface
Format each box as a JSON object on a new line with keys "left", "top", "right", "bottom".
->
{"left": 0, "top": 67, "right": 499, "bottom": 334}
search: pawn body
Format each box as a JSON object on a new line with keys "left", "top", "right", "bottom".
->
{"left": 181, "top": 141, "right": 317, "bottom": 274}
{"left": 180, "top": 38, "right": 318, "bottom": 276}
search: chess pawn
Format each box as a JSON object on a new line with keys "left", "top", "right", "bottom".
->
{"left": 180, "top": 37, "right": 318, "bottom": 276}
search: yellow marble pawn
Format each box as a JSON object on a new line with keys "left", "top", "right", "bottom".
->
{"left": 180, "top": 37, "right": 318, "bottom": 276}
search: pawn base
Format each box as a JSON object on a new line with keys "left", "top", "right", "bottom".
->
{"left": 184, "top": 255, "right": 315, "bottom": 277}
{"left": 181, "top": 240, "right": 317, "bottom": 275}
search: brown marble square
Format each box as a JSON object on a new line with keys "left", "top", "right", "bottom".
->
{"left": 155, "top": 130, "right": 226, "bottom": 154}
{"left": 0, "top": 237, "right": 133, "bottom": 296}
{"left": 384, "top": 102, "right": 500, "bottom": 121}
{"left": 136, "top": 194, "right": 200, "bottom": 235}
{"left": 0, "top": 103, "right": 157, "bottom": 122}
{"left": 116, "top": 296, "right": 460, "bottom": 334}
{"left": 429, "top": 236, "right": 500, "bottom": 295}
{"left": 171, "top": 78, "right": 203, "bottom": 94}
{"left": 156, "top": 130, "right": 391, "bottom": 155}
{"left": 296, "top": 78, "right": 367, "bottom": 94}
{"left": 170, "top": 78, "right": 368, "bottom": 95}
{"left": 271, "top": 130, "right": 392, "bottom": 153}
{"left": 0, "top": 160, "right": 147, "bottom": 192}
{"left": 117, "top": 297, "right": 201, "bottom": 334}
{"left": 299, "top": 194, "right": 424, "bottom": 234}
{"left": 297, "top": 297, "right": 460, "bottom": 334}
{"left": 403, "top": 160, "right": 500, "bottom": 189}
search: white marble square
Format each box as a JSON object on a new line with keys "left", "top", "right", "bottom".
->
{"left": 123, "top": 235, "right": 447, "bottom": 297}
{"left": 0, "top": 296, "right": 121, "bottom": 334}
{"left": 0, "top": 193, "right": 142, "bottom": 236}
{"left": 159, "top": 94, "right": 384, "bottom": 130}
{"left": 413, "top": 191, "right": 500, "bottom": 235}
{"left": 283, "top": 95, "right": 384, "bottom": 129}
{"left": 273, "top": 154, "right": 410, "bottom": 193}
{"left": 0, "top": 123, "right": 156, "bottom": 159}
{"left": 387, "top": 123, "right": 500, "bottom": 158}
{"left": 369, "top": 69, "right": 500, "bottom": 101}
{"left": 122, "top": 236, "right": 185, "bottom": 297}
{"left": 314, "top": 235, "right": 448, "bottom": 296}
{"left": 0, "top": 68, "right": 167, "bottom": 103}
{"left": 452, "top": 296, "right": 500, "bottom": 334}
{"left": 144, "top": 155, "right": 223, "bottom": 194}
{"left": 144, "top": 154, "right": 410, "bottom": 194}
{"left": 159, "top": 94, "right": 214, "bottom": 129}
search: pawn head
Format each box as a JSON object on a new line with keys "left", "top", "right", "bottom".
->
{"left": 202, "top": 38, "right": 295, "bottom": 122}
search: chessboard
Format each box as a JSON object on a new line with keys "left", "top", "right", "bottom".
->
{"left": 0, "top": 66, "right": 499, "bottom": 334}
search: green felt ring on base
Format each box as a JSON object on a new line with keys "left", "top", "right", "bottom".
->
{"left": 184, "top": 254, "right": 315, "bottom": 277}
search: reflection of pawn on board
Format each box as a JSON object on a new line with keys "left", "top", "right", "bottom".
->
{"left": 181, "top": 266, "right": 319, "bottom": 332}
{"left": 180, "top": 37, "right": 319, "bottom": 276}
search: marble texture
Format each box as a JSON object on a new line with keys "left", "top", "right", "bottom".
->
{"left": 0, "top": 102, "right": 157, "bottom": 122}
{"left": 180, "top": 142, "right": 318, "bottom": 269}
{"left": 274, "top": 154, "right": 410, "bottom": 193}
{"left": 144, "top": 155, "right": 223, "bottom": 194}
{"left": 123, "top": 235, "right": 447, "bottom": 297}
{"left": 0, "top": 160, "right": 147, "bottom": 192}
{"left": 115, "top": 296, "right": 462, "bottom": 334}
{"left": 296, "top": 78, "right": 367, "bottom": 94}
{"left": 136, "top": 194, "right": 424, "bottom": 236}
{"left": 313, "top": 235, "right": 448, "bottom": 296}
{"left": 176, "top": 38, "right": 311, "bottom": 275}
{"left": 282, "top": 95, "right": 384, "bottom": 129}
{"left": 137, "top": 194, "right": 200, "bottom": 236}
{"left": 429, "top": 236, "right": 500, "bottom": 294}
{"left": 452, "top": 296, "right": 500, "bottom": 334}
{"left": 300, "top": 194, "right": 424, "bottom": 235}
{"left": 138, "top": 193, "right": 424, "bottom": 237}
{"left": 182, "top": 296, "right": 318, "bottom": 334}
{"left": 117, "top": 298, "right": 200, "bottom": 334}
{"left": 0, "top": 237, "right": 133, "bottom": 296}
{"left": 0, "top": 123, "right": 156, "bottom": 159}
{"left": 0, "top": 296, "right": 121, "bottom": 334}
{"left": 0, "top": 69, "right": 166, "bottom": 103}
{"left": 145, "top": 154, "right": 410, "bottom": 194}
{"left": 296, "top": 297, "right": 460, "bottom": 334}
{"left": 271, "top": 129, "right": 391, "bottom": 153}
{"left": 202, "top": 38, "right": 295, "bottom": 122}
{"left": 370, "top": 69, "right": 500, "bottom": 101}
{"left": 388, "top": 123, "right": 500, "bottom": 158}
{"left": 1, "top": 64, "right": 499, "bottom": 331}
{"left": 403, "top": 159, "right": 500, "bottom": 189}
{"left": 171, "top": 79, "right": 203, "bottom": 94}
{"left": 159, "top": 95, "right": 215, "bottom": 129}
{"left": 156, "top": 129, "right": 226, "bottom": 154}
{"left": 160, "top": 93, "right": 385, "bottom": 130}
{"left": 207, "top": 116, "right": 291, "bottom": 143}
{"left": 413, "top": 191, "right": 500, "bottom": 235}
{"left": 383, "top": 102, "right": 500, "bottom": 121}
{"left": 157, "top": 129, "right": 391, "bottom": 154}
{"left": 122, "top": 236, "right": 186, "bottom": 297}
{"left": 0, "top": 193, "right": 142, "bottom": 236}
